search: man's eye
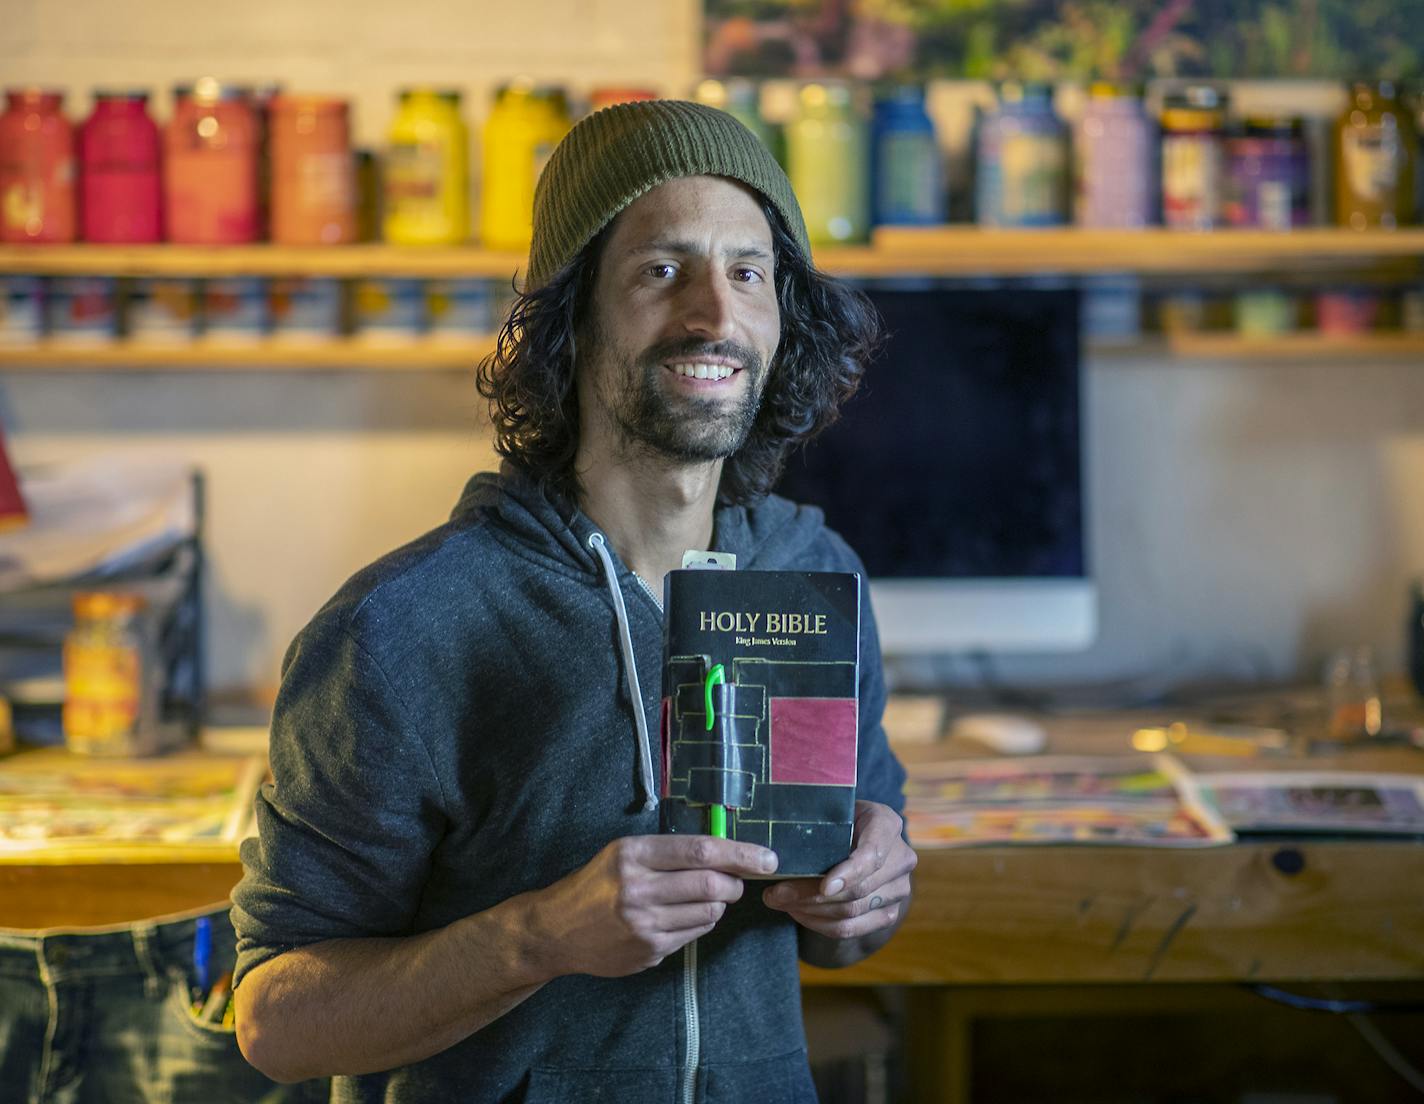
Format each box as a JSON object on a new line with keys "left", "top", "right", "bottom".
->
{"left": 732, "top": 267, "right": 764, "bottom": 283}
{"left": 645, "top": 264, "right": 677, "bottom": 279}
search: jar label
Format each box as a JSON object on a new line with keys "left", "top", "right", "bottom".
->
{"left": 1342, "top": 127, "right": 1402, "bottom": 204}
{"left": 63, "top": 640, "right": 141, "bottom": 747}
{"left": 999, "top": 134, "right": 1067, "bottom": 221}
{"left": 1163, "top": 134, "right": 1223, "bottom": 229}
{"left": 385, "top": 142, "right": 445, "bottom": 208}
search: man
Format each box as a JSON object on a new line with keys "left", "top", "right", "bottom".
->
{"left": 232, "top": 100, "right": 915, "bottom": 1102}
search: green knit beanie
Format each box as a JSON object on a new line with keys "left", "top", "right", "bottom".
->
{"left": 527, "top": 99, "right": 810, "bottom": 289}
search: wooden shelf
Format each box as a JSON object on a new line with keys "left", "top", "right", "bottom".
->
{"left": 4, "top": 332, "right": 1423, "bottom": 370}
{"left": 0, "top": 337, "right": 496, "bottom": 370}
{"left": 863, "top": 227, "right": 1424, "bottom": 277}
{"left": 1161, "top": 331, "right": 1424, "bottom": 360}
{"left": 0, "top": 228, "right": 1420, "bottom": 280}
{"left": 0, "top": 244, "right": 529, "bottom": 279}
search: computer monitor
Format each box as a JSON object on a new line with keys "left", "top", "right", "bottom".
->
{"left": 773, "top": 283, "right": 1095, "bottom": 655}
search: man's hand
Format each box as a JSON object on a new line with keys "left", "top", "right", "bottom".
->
{"left": 760, "top": 801, "right": 915, "bottom": 952}
{"left": 528, "top": 834, "right": 778, "bottom": 979}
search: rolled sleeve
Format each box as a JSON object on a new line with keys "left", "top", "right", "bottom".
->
{"left": 231, "top": 611, "right": 447, "bottom": 987}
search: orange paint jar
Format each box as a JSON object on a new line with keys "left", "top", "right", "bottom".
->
{"left": 164, "top": 78, "right": 260, "bottom": 244}
{"left": 269, "top": 95, "right": 355, "bottom": 245}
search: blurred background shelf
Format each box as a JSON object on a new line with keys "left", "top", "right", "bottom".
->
{"left": 2, "top": 228, "right": 1421, "bottom": 280}
{"left": 0, "top": 338, "right": 496, "bottom": 370}
{"left": 6, "top": 333, "right": 1424, "bottom": 370}
{"left": 1160, "top": 332, "right": 1424, "bottom": 361}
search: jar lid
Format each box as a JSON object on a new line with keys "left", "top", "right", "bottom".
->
{"left": 1162, "top": 106, "right": 1225, "bottom": 131}
{"left": 1164, "top": 84, "right": 1229, "bottom": 111}
{"left": 1240, "top": 113, "right": 1303, "bottom": 136}
{"left": 1350, "top": 78, "right": 1399, "bottom": 98}
{"left": 173, "top": 78, "right": 250, "bottom": 103}
{"left": 999, "top": 81, "right": 1054, "bottom": 103}
{"left": 399, "top": 86, "right": 462, "bottom": 103}
{"left": 494, "top": 77, "right": 538, "bottom": 101}
{"left": 5, "top": 87, "right": 64, "bottom": 108}
{"left": 269, "top": 94, "right": 349, "bottom": 114}
{"left": 1088, "top": 80, "right": 1141, "bottom": 99}
{"left": 589, "top": 87, "right": 657, "bottom": 105}
{"left": 800, "top": 80, "right": 854, "bottom": 108}
{"left": 695, "top": 78, "right": 759, "bottom": 112}
{"left": 874, "top": 84, "right": 927, "bottom": 104}
{"left": 73, "top": 591, "right": 146, "bottom": 620}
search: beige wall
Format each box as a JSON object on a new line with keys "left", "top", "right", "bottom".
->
{"left": 5, "top": 1, "right": 1424, "bottom": 696}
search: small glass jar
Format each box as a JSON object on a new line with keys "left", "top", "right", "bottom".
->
{"left": 787, "top": 81, "right": 870, "bottom": 245}
{"left": 1323, "top": 645, "right": 1383, "bottom": 745}
{"left": 165, "top": 78, "right": 260, "bottom": 244}
{"left": 480, "top": 81, "right": 570, "bottom": 252}
{"left": 269, "top": 95, "right": 356, "bottom": 245}
{"left": 62, "top": 591, "right": 160, "bottom": 756}
{"left": 1075, "top": 81, "right": 1155, "bottom": 228}
{"left": 384, "top": 87, "right": 470, "bottom": 246}
{"left": 0, "top": 88, "right": 77, "bottom": 243}
{"left": 1334, "top": 80, "right": 1417, "bottom": 230}
{"left": 1224, "top": 114, "right": 1310, "bottom": 230}
{"left": 1160, "top": 85, "right": 1229, "bottom": 231}
{"left": 872, "top": 85, "right": 944, "bottom": 227}
{"left": 80, "top": 91, "right": 161, "bottom": 243}
{"left": 976, "top": 82, "right": 1070, "bottom": 228}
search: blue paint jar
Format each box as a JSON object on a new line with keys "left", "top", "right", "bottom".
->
{"left": 871, "top": 86, "right": 944, "bottom": 227}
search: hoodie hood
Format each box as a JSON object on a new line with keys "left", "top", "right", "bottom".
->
{"left": 450, "top": 461, "right": 830, "bottom": 575}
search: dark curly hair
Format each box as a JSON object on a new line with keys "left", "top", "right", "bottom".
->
{"left": 475, "top": 196, "right": 881, "bottom": 507}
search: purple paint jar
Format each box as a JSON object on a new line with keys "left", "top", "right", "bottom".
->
{"left": 1224, "top": 115, "right": 1310, "bottom": 230}
{"left": 1075, "top": 82, "right": 1156, "bottom": 228}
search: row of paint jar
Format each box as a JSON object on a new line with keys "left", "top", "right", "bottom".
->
{"left": 701, "top": 77, "right": 1420, "bottom": 239}
{"left": 0, "top": 82, "right": 363, "bottom": 246}
{"left": 1158, "top": 284, "right": 1424, "bottom": 337}
{"left": 693, "top": 80, "right": 946, "bottom": 247}
{"left": 0, "top": 275, "right": 511, "bottom": 344}
{"left": 978, "top": 80, "right": 1418, "bottom": 230}
{"left": 0, "top": 81, "right": 618, "bottom": 251}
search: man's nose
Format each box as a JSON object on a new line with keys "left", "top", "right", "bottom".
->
{"left": 678, "top": 268, "right": 736, "bottom": 342}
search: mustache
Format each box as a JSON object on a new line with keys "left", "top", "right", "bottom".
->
{"left": 639, "top": 338, "right": 762, "bottom": 373}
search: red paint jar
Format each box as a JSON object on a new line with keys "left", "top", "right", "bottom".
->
{"left": 80, "top": 91, "right": 161, "bottom": 243}
{"left": 0, "top": 88, "right": 77, "bottom": 243}
{"left": 164, "top": 79, "right": 259, "bottom": 244}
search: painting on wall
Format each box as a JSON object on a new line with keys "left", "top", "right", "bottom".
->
{"left": 703, "top": 0, "right": 1424, "bottom": 82}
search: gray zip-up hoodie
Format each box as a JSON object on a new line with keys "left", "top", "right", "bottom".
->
{"left": 232, "top": 464, "right": 906, "bottom": 1103}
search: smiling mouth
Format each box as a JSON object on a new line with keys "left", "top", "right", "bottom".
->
{"left": 664, "top": 361, "right": 742, "bottom": 381}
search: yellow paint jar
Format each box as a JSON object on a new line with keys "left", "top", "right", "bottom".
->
{"left": 383, "top": 88, "right": 469, "bottom": 245}
{"left": 479, "top": 81, "right": 570, "bottom": 251}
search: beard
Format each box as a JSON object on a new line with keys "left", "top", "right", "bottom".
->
{"left": 590, "top": 327, "right": 769, "bottom": 463}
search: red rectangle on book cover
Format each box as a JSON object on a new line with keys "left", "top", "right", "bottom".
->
{"left": 769, "top": 697, "right": 857, "bottom": 786}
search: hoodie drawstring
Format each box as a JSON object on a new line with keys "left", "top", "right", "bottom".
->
{"left": 587, "top": 532, "right": 659, "bottom": 813}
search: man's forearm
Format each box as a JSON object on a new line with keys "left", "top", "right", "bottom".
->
{"left": 235, "top": 891, "right": 549, "bottom": 1082}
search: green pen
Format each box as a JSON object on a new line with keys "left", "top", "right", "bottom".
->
{"left": 704, "top": 664, "right": 727, "bottom": 839}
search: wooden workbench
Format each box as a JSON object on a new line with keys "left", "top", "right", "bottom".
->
{"left": 4, "top": 715, "right": 1423, "bottom": 1100}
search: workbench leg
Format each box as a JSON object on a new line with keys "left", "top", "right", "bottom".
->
{"left": 906, "top": 988, "right": 972, "bottom": 1104}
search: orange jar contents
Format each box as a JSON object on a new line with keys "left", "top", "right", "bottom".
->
{"left": 269, "top": 95, "right": 356, "bottom": 245}
{"left": 164, "top": 78, "right": 260, "bottom": 244}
